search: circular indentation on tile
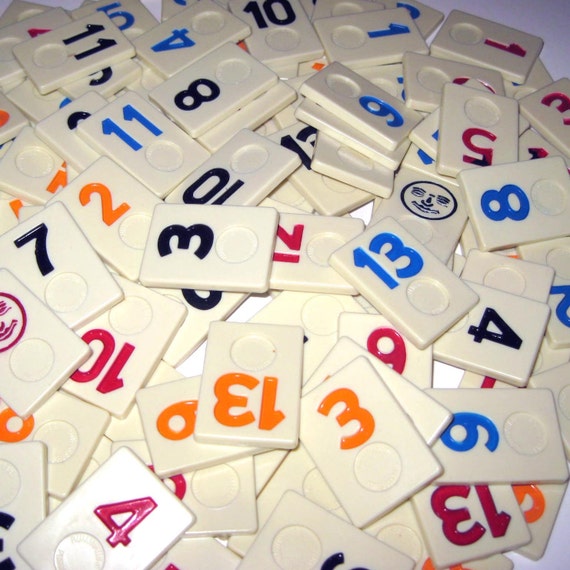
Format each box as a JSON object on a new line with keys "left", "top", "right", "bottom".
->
{"left": 119, "top": 213, "right": 152, "bottom": 249}
{"left": 34, "top": 420, "right": 79, "bottom": 464}
{"left": 337, "top": 145, "right": 374, "bottom": 171}
{"left": 464, "top": 97, "right": 501, "bottom": 127}
{"left": 54, "top": 533, "right": 105, "bottom": 570}
{"left": 230, "top": 334, "right": 276, "bottom": 371}
{"left": 109, "top": 296, "right": 153, "bottom": 335}
{"left": 530, "top": 179, "right": 567, "bottom": 216}
{"left": 32, "top": 43, "right": 67, "bottom": 68}
{"left": 192, "top": 11, "right": 225, "bottom": 34}
{"left": 376, "top": 524, "right": 423, "bottom": 563}
{"left": 325, "top": 72, "right": 361, "bottom": 98}
{"left": 406, "top": 278, "right": 450, "bottom": 315}
{"left": 449, "top": 23, "right": 483, "bottom": 45}
{"left": 0, "top": 37, "right": 19, "bottom": 62}
{"left": 354, "top": 442, "right": 402, "bottom": 491}
{"left": 306, "top": 233, "right": 345, "bottom": 266}
{"left": 10, "top": 338, "right": 54, "bottom": 382}
{"left": 265, "top": 28, "right": 300, "bottom": 52}
{"left": 272, "top": 525, "right": 321, "bottom": 570}
{"left": 145, "top": 141, "right": 184, "bottom": 172}
{"left": 230, "top": 144, "right": 269, "bottom": 173}
{"left": 558, "top": 385, "right": 570, "bottom": 420}
{"left": 483, "top": 266, "right": 526, "bottom": 296}
{"left": 302, "top": 468, "right": 341, "bottom": 512}
{"left": 332, "top": 1, "right": 368, "bottom": 16}
{"left": 504, "top": 412, "right": 548, "bottom": 455}
{"left": 301, "top": 295, "right": 345, "bottom": 335}
{"left": 417, "top": 67, "right": 451, "bottom": 93}
{"left": 215, "top": 226, "right": 258, "bottom": 263}
{"left": 0, "top": 292, "right": 27, "bottom": 353}
{"left": 16, "top": 147, "right": 55, "bottom": 177}
{"left": 398, "top": 216, "right": 434, "bottom": 246}
{"left": 0, "top": 460, "right": 20, "bottom": 507}
{"left": 191, "top": 463, "right": 240, "bottom": 507}
{"left": 216, "top": 58, "right": 251, "bottom": 84}
{"left": 45, "top": 273, "right": 88, "bottom": 313}
{"left": 546, "top": 247, "right": 570, "bottom": 280}
{"left": 331, "top": 24, "right": 366, "bottom": 49}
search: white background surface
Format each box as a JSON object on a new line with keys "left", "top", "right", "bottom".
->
{"left": 1, "top": 0, "right": 569, "bottom": 568}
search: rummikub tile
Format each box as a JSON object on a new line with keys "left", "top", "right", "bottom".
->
{"left": 459, "top": 156, "right": 570, "bottom": 251}
{"left": 139, "top": 203, "right": 279, "bottom": 293}
{"left": 194, "top": 321, "right": 304, "bottom": 449}
{"left": 519, "top": 128, "right": 570, "bottom": 173}
{"left": 300, "top": 356, "right": 442, "bottom": 527}
{"left": 429, "top": 9, "right": 543, "bottom": 83}
{"left": 504, "top": 56, "right": 552, "bottom": 100}
{"left": 310, "top": 0, "right": 381, "bottom": 21}
{"left": 152, "top": 537, "right": 240, "bottom": 570}
{"left": 329, "top": 216, "right": 479, "bottom": 349}
{"left": 149, "top": 42, "right": 278, "bottom": 138}
{"left": 0, "top": 0, "right": 51, "bottom": 28}
{"left": 383, "top": 0, "right": 443, "bottom": 38}
{"left": 0, "top": 202, "right": 123, "bottom": 329}
{"left": 17, "top": 447, "right": 195, "bottom": 570}
{"left": 357, "top": 62, "right": 406, "bottom": 103}
{"left": 5, "top": 79, "right": 69, "bottom": 123}
{"left": 0, "top": 92, "right": 28, "bottom": 147}
{"left": 12, "top": 12, "right": 136, "bottom": 95}
{"left": 76, "top": 91, "right": 211, "bottom": 199}
{"left": 313, "top": 8, "right": 427, "bottom": 69}
{"left": 436, "top": 83, "right": 519, "bottom": 177}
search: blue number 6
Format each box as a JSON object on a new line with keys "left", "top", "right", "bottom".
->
{"left": 441, "top": 412, "right": 500, "bottom": 452}
{"left": 359, "top": 95, "right": 404, "bottom": 127}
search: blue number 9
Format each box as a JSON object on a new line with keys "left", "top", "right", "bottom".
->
{"left": 441, "top": 412, "right": 500, "bottom": 452}
{"left": 359, "top": 95, "right": 404, "bottom": 127}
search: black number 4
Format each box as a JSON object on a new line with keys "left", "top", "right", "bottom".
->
{"left": 14, "top": 223, "right": 55, "bottom": 276}
{"left": 468, "top": 307, "right": 522, "bottom": 350}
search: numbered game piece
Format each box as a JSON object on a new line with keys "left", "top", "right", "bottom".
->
{"left": 152, "top": 537, "right": 240, "bottom": 570}
{"left": 195, "top": 320, "right": 304, "bottom": 449}
{"left": 311, "top": 132, "right": 394, "bottom": 197}
{"left": 0, "top": 441, "right": 46, "bottom": 570}
{"left": 239, "top": 490, "right": 414, "bottom": 569}
{"left": 403, "top": 51, "right": 505, "bottom": 113}
{"left": 461, "top": 250, "right": 555, "bottom": 303}
{"left": 338, "top": 312, "right": 432, "bottom": 389}
{"left": 267, "top": 179, "right": 314, "bottom": 213}
{"left": 357, "top": 62, "right": 406, "bottom": 103}
{"left": 0, "top": 0, "right": 51, "bottom": 28}
{"left": 252, "top": 448, "right": 288, "bottom": 496}
{"left": 70, "top": 0, "right": 158, "bottom": 40}
{"left": 0, "top": 92, "right": 28, "bottom": 147}
{"left": 134, "top": 0, "right": 250, "bottom": 79}
{"left": 372, "top": 168, "right": 466, "bottom": 264}
{"left": 35, "top": 91, "right": 108, "bottom": 172}
{"left": 0, "top": 198, "right": 20, "bottom": 235}
{"left": 0, "top": 7, "right": 72, "bottom": 88}
{"left": 436, "top": 83, "right": 519, "bottom": 177}
{"left": 430, "top": 10, "right": 543, "bottom": 84}
{"left": 427, "top": 387, "right": 569, "bottom": 484}
{"left": 249, "top": 290, "right": 366, "bottom": 378}
{"left": 302, "top": 336, "right": 451, "bottom": 446}
{"left": 314, "top": 7, "right": 427, "bottom": 69}
{"left": 413, "top": 482, "right": 531, "bottom": 569}
{"left": 0, "top": 202, "right": 123, "bottom": 329}
{"left": 300, "top": 61, "right": 423, "bottom": 151}
{"left": 310, "top": 0, "right": 380, "bottom": 21}
{"left": 136, "top": 376, "right": 260, "bottom": 477}
{"left": 519, "top": 128, "right": 570, "bottom": 173}
{"left": 269, "top": 212, "right": 365, "bottom": 294}
{"left": 47, "top": 157, "right": 162, "bottom": 282}
{"left": 301, "top": 357, "right": 442, "bottom": 527}
{"left": 459, "top": 156, "right": 570, "bottom": 251}
{"left": 230, "top": 0, "right": 323, "bottom": 71}
{"left": 0, "top": 269, "right": 91, "bottom": 417}
{"left": 139, "top": 203, "right": 278, "bottom": 293}
{"left": 5, "top": 78, "right": 69, "bottom": 123}
{"left": 62, "top": 274, "right": 187, "bottom": 419}
{"left": 518, "top": 237, "right": 570, "bottom": 349}
{"left": 150, "top": 42, "right": 278, "bottom": 138}
{"left": 166, "top": 128, "right": 300, "bottom": 207}
{"left": 0, "top": 126, "right": 67, "bottom": 205}
{"left": 434, "top": 281, "right": 549, "bottom": 387}
{"left": 329, "top": 216, "right": 479, "bottom": 349}
{"left": 12, "top": 12, "right": 135, "bottom": 95}
{"left": 519, "top": 77, "right": 570, "bottom": 157}
{"left": 18, "top": 447, "right": 195, "bottom": 570}
{"left": 408, "top": 108, "right": 440, "bottom": 159}
{"left": 383, "top": 0, "right": 443, "bottom": 38}
{"left": 76, "top": 91, "right": 211, "bottom": 199}
{"left": 513, "top": 481, "right": 568, "bottom": 561}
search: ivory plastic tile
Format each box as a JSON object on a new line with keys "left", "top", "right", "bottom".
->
{"left": 152, "top": 537, "right": 240, "bottom": 570}
{"left": 383, "top": 0, "right": 443, "bottom": 38}
{"left": 0, "top": 92, "right": 28, "bottom": 147}
{"left": 310, "top": 0, "right": 380, "bottom": 21}
{"left": 139, "top": 203, "right": 278, "bottom": 293}
{"left": 4, "top": 79, "right": 69, "bottom": 123}
{"left": 519, "top": 128, "right": 570, "bottom": 173}
{"left": 357, "top": 62, "right": 406, "bottom": 102}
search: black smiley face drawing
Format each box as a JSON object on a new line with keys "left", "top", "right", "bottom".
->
{"left": 400, "top": 180, "right": 458, "bottom": 220}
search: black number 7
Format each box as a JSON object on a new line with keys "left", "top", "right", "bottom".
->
{"left": 14, "top": 223, "right": 55, "bottom": 276}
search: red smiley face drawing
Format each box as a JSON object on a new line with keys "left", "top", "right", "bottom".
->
{"left": 0, "top": 293, "right": 27, "bottom": 353}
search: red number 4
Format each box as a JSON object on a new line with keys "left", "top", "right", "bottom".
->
{"left": 94, "top": 497, "right": 157, "bottom": 547}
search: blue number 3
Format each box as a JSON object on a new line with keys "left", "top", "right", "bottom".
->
{"left": 359, "top": 95, "right": 404, "bottom": 127}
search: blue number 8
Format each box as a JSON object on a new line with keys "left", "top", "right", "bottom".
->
{"left": 359, "top": 95, "right": 404, "bottom": 127}
{"left": 441, "top": 412, "right": 500, "bottom": 452}
{"left": 480, "top": 184, "right": 530, "bottom": 221}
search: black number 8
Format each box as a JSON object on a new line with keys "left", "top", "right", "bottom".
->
{"left": 174, "top": 78, "right": 221, "bottom": 111}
